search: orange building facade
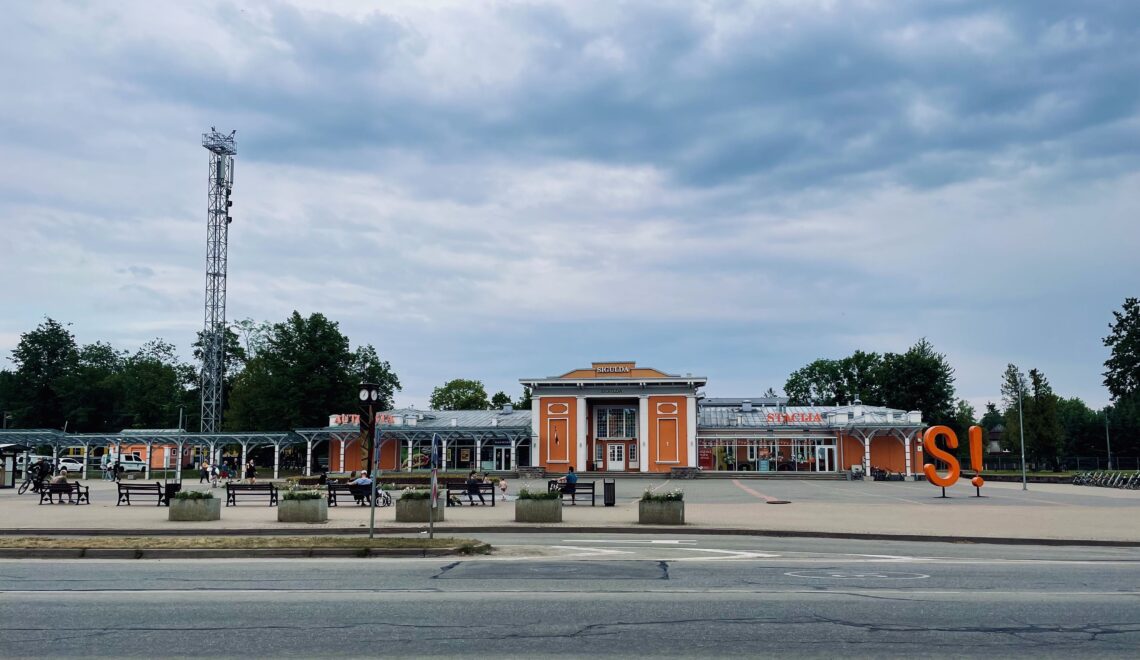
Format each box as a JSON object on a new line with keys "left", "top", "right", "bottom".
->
{"left": 522, "top": 362, "right": 704, "bottom": 474}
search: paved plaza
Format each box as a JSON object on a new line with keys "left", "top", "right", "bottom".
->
{"left": 3, "top": 476, "right": 1138, "bottom": 542}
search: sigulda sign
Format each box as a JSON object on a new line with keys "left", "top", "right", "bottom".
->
{"left": 595, "top": 366, "right": 632, "bottom": 374}
{"left": 922, "top": 425, "right": 985, "bottom": 490}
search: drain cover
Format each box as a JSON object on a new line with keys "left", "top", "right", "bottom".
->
{"left": 766, "top": 500, "right": 791, "bottom": 504}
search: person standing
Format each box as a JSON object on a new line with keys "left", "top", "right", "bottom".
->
{"left": 465, "top": 471, "right": 486, "bottom": 506}
{"left": 113, "top": 461, "right": 123, "bottom": 483}
{"left": 245, "top": 460, "right": 257, "bottom": 484}
{"left": 199, "top": 461, "right": 210, "bottom": 484}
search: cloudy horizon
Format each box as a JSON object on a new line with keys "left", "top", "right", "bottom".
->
{"left": 2, "top": 0, "right": 1137, "bottom": 414}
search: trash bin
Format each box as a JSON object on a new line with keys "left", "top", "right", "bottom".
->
{"left": 603, "top": 478, "right": 616, "bottom": 507}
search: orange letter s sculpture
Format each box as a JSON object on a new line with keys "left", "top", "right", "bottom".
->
{"left": 922, "top": 425, "right": 960, "bottom": 488}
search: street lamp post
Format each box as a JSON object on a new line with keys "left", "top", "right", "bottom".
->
{"left": 1018, "top": 384, "right": 1027, "bottom": 491}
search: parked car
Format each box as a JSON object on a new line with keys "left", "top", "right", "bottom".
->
{"left": 57, "top": 457, "right": 85, "bottom": 472}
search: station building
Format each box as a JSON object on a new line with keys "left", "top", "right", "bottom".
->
{"left": 328, "top": 361, "right": 925, "bottom": 477}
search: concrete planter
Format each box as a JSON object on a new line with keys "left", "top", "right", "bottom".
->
{"left": 278, "top": 498, "right": 328, "bottom": 523}
{"left": 639, "top": 500, "right": 684, "bottom": 525}
{"left": 396, "top": 498, "right": 444, "bottom": 523}
{"left": 168, "top": 498, "right": 221, "bottom": 522}
{"left": 515, "top": 498, "right": 562, "bottom": 523}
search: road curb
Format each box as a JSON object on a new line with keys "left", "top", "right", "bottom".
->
{"left": 0, "top": 544, "right": 486, "bottom": 559}
{"left": 1, "top": 524, "right": 1136, "bottom": 547}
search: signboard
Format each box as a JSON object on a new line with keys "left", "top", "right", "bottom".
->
{"left": 923, "top": 425, "right": 985, "bottom": 490}
{"left": 765, "top": 412, "right": 824, "bottom": 424}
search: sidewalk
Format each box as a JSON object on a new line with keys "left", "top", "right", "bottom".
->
{"left": 3, "top": 479, "right": 1138, "bottom": 544}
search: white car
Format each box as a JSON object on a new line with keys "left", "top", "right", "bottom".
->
{"left": 57, "top": 457, "right": 86, "bottom": 472}
{"left": 103, "top": 457, "right": 147, "bottom": 473}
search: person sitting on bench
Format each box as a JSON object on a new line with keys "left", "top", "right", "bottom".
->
{"left": 465, "top": 471, "right": 486, "bottom": 505}
{"left": 558, "top": 466, "right": 579, "bottom": 505}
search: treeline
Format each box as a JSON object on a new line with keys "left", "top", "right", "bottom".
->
{"left": 780, "top": 298, "right": 1140, "bottom": 463}
{"left": 0, "top": 312, "right": 400, "bottom": 433}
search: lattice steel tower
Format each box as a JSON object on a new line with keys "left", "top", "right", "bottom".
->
{"left": 200, "top": 128, "right": 236, "bottom": 433}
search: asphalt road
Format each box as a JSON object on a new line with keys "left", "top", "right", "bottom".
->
{"left": 2, "top": 536, "right": 1139, "bottom": 658}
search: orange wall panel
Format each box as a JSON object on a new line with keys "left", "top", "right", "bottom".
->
{"left": 647, "top": 395, "right": 687, "bottom": 471}
{"left": 539, "top": 397, "right": 577, "bottom": 469}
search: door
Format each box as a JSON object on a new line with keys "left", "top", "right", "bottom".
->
{"left": 816, "top": 445, "right": 836, "bottom": 472}
{"left": 607, "top": 443, "right": 626, "bottom": 472}
{"left": 494, "top": 447, "right": 511, "bottom": 471}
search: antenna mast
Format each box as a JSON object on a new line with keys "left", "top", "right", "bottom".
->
{"left": 200, "top": 128, "right": 236, "bottom": 433}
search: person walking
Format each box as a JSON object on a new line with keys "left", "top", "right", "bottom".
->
{"left": 465, "top": 471, "right": 487, "bottom": 506}
{"left": 199, "top": 461, "right": 210, "bottom": 484}
{"left": 245, "top": 460, "right": 257, "bottom": 484}
{"left": 113, "top": 461, "right": 124, "bottom": 483}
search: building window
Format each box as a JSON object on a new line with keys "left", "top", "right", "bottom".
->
{"left": 629, "top": 442, "right": 638, "bottom": 463}
{"left": 596, "top": 407, "right": 638, "bottom": 439}
{"left": 747, "top": 443, "right": 759, "bottom": 461}
{"left": 595, "top": 442, "right": 604, "bottom": 463}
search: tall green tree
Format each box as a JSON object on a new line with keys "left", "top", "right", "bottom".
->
{"left": 1026, "top": 369, "right": 1064, "bottom": 467}
{"left": 490, "top": 391, "right": 512, "bottom": 409}
{"left": 877, "top": 339, "right": 956, "bottom": 426}
{"left": 7, "top": 318, "right": 79, "bottom": 428}
{"left": 1103, "top": 297, "right": 1140, "bottom": 400}
{"left": 999, "top": 363, "right": 1028, "bottom": 452}
{"left": 430, "top": 379, "right": 490, "bottom": 410}
{"left": 59, "top": 342, "right": 126, "bottom": 432}
{"left": 225, "top": 312, "right": 401, "bottom": 431}
{"left": 951, "top": 399, "right": 976, "bottom": 437}
{"left": 117, "top": 339, "right": 196, "bottom": 430}
{"left": 979, "top": 402, "right": 1004, "bottom": 431}
{"left": 515, "top": 386, "right": 533, "bottom": 410}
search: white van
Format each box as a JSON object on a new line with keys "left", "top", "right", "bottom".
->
{"left": 102, "top": 455, "right": 147, "bottom": 473}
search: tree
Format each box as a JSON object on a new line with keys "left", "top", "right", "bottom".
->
{"left": 877, "top": 339, "right": 955, "bottom": 426}
{"left": 430, "top": 379, "right": 489, "bottom": 411}
{"left": 225, "top": 312, "right": 401, "bottom": 431}
{"left": 1056, "top": 397, "right": 1100, "bottom": 456}
{"left": 1026, "top": 369, "right": 1064, "bottom": 468}
{"left": 7, "top": 318, "right": 79, "bottom": 428}
{"left": 979, "top": 402, "right": 1003, "bottom": 431}
{"left": 353, "top": 345, "right": 401, "bottom": 411}
{"left": 1104, "top": 297, "right": 1140, "bottom": 400}
{"left": 117, "top": 339, "right": 196, "bottom": 430}
{"left": 784, "top": 351, "right": 884, "bottom": 406}
{"left": 490, "top": 391, "right": 512, "bottom": 409}
{"left": 515, "top": 386, "right": 533, "bottom": 410}
{"left": 999, "top": 364, "right": 1028, "bottom": 452}
{"left": 951, "top": 399, "right": 976, "bottom": 437}
{"left": 59, "top": 342, "right": 126, "bottom": 433}
{"left": 784, "top": 359, "right": 841, "bottom": 405}
{"left": 762, "top": 387, "right": 779, "bottom": 398}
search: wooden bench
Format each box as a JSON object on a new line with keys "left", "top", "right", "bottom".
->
{"left": 117, "top": 482, "right": 165, "bottom": 506}
{"left": 226, "top": 483, "right": 278, "bottom": 506}
{"left": 445, "top": 482, "right": 496, "bottom": 506}
{"left": 327, "top": 483, "right": 392, "bottom": 507}
{"left": 547, "top": 479, "right": 596, "bottom": 506}
{"left": 39, "top": 481, "right": 90, "bottom": 505}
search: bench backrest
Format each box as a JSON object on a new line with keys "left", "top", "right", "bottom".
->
{"left": 119, "top": 483, "right": 161, "bottom": 491}
{"left": 228, "top": 484, "right": 276, "bottom": 491}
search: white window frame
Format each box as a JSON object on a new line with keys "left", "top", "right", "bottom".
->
{"left": 595, "top": 406, "right": 638, "bottom": 440}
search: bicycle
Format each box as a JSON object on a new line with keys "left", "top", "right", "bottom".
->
{"left": 17, "top": 475, "right": 44, "bottom": 495}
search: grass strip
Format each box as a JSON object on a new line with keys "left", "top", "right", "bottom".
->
{"left": 0, "top": 536, "right": 489, "bottom": 553}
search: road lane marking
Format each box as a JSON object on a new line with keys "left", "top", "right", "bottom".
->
{"left": 731, "top": 479, "right": 780, "bottom": 502}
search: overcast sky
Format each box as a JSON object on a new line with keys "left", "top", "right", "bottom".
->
{"left": 1, "top": 1, "right": 1137, "bottom": 413}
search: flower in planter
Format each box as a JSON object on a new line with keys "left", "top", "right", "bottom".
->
{"left": 282, "top": 490, "right": 323, "bottom": 501}
{"left": 174, "top": 490, "right": 215, "bottom": 500}
{"left": 517, "top": 487, "right": 560, "bottom": 501}
{"left": 399, "top": 488, "right": 430, "bottom": 501}
{"left": 641, "top": 487, "right": 683, "bottom": 502}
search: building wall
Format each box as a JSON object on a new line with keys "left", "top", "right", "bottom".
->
{"left": 647, "top": 395, "right": 688, "bottom": 471}
{"left": 539, "top": 396, "right": 578, "bottom": 469}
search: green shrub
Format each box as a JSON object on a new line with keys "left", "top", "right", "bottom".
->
{"left": 174, "top": 490, "right": 214, "bottom": 500}
{"left": 641, "top": 488, "right": 683, "bottom": 502}
{"left": 283, "top": 490, "right": 323, "bottom": 501}
{"left": 399, "top": 489, "right": 430, "bottom": 500}
{"left": 517, "top": 488, "right": 560, "bottom": 501}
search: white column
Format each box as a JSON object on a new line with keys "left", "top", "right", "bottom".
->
{"left": 639, "top": 396, "right": 650, "bottom": 473}
{"left": 442, "top": 439, "right": 449, "bottom": 470}
{"left": 475, "top": 439, "right": 483, "bottom": 470}
{"left": 531, "top": 396, "right": 542, "bottom": 467}
{"left": 305, "top": 439, "right": 313, "bottom": 477}
{"left": 686, "top": 395, "right": 698, "bottom": 468}
{"left": 575, "top": 396, "right": 588, "bottom": 471}
{"left": 406, "top": 439, "right": 413, "bottom": 471}
{"left": 144, "top": 443, "right": 152, "bottom": 480}
{"left": 903, "top": 431, "right": 913, "bottom": 477}
{"left": 510, "top": 440, "right": 518, "bottom": 470}
{"left": 273, "top": 443, "right": 280, "bottom": 480}
{"left": 81, "top": 443, "right": 88, "bottom": 480}
{"left": 338, "top": 438, "right": 346, "bottom": 472}
{"left": 241, "top": 443, "right": 248, "bottom": 476}
{"left": 175, "top": 441, "right": 183, "bottom": 483}
{"left": 863, "top": 432, "right": 873, "bottom": 474}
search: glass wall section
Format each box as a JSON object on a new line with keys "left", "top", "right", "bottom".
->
{"left": 697, "top": 436, "right": 838, "bottom": 472}
{"left": 595, "top": 407, "right": 638, "bottom": 439}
